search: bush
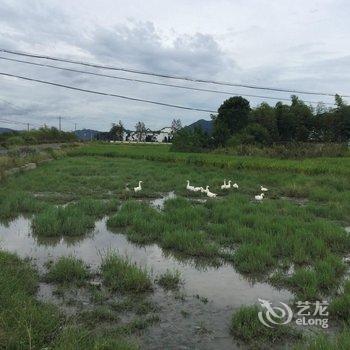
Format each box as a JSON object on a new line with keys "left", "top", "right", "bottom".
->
{"left": 228, "top": 123, "right": 271, "bottom": 146}
{"left": 0, "top": 127, "right": 77, "bottom": 147}
{"left": 5, "top": 136, "right": 25, "bottom": 146}
{"left": 213, "top": 142, "right": 349, "bottom": 159}
{"left": 171, "top": 127, "right": 212, "bottom": 152}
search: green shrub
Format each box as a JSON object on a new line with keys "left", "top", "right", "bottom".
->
{"left": 5, "top": 136, "right": 25, "bottom": 146}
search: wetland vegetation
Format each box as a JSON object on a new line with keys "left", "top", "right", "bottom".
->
{"left": 0, "top": 142, "right": 349, "bottom": 349}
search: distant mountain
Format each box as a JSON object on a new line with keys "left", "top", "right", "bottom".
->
{"left": 74, "top": 129, "right": 101, "bottom": 141}
{"left": 0, "top": 127, "right": 15, "bottom": 134}
{"left": 185, "top": 119, "right": 213, "bottom": 135}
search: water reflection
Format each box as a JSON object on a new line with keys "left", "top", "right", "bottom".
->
{"left": 0, "top": 216, "right": 292, "bottom": 308}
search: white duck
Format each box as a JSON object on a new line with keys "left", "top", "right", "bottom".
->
{"left": 134, "top": 181, "right": 143, "bottom": 192}
{"left": 205, "top": 186, "right": 217, "bottom": 198}
{"left": 255, "top": 193, "right": 264, "bottom": 201}
{"left": 232, "top": 183, "right": 239, "bottom": 189}
{"left": 221, "top": 180, "right": 232, "bottom": 190}
{"left": 186, "top": 180, "right": 195, "bottom": 191}
{"left": 220, "top": 180, "right": 227, "bottom": 190}
{"left": 261, "top": 186, "right": 268, "bottom": 192}
{"left": 193, "top": 186, "right": 203, "bottom": 192}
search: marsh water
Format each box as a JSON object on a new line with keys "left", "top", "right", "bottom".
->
{"left": 0, "top": 215, "right": 293, "bottom": 349}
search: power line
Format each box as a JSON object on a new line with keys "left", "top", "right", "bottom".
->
{"left": 0, "top": 117, "right": 37, "bottom": 128}
{"left": 0, "top": 72, "right": 217, "bottom": 113}
{"left": 0, "top": 98, "right": 51, "bottom": 128}
{"left": 0, "top": 118, "right": 27, "bottom": 125}
{"left": 0, "top": 55, "right": 335, "bottom": 106}
{"left": 0, "top": 47, "right": 348, "bottom": 98}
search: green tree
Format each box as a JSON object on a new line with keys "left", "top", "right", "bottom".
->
{"left": 250, "top": 102, "right": 278, "bottom": 142}
{"left": 171, "top": 127, "right": 211, "bottom": 152}
{"left": 212, "top": 96, "right": 251, "bottom": 146}
{"left": 290, "top": 95, "right": 314, "bottom": 142}
{"left": 135, "top": 121, "right": 147, "bottom": 142}
{"left": 228, "top": 123, "right": 270, "bottom": 146}
{"left": 275, "top": 102, "right": 297, "bottom": 142}
{"left": 333, "top": 95, "right": 350, "bottom": 142}
{"left": 109, "top": 121, "right": 124, "bottom": 141}
{"left": 171, "top": 118, "right": 182, "bottom": 134}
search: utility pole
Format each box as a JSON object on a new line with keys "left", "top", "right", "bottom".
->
{"left": 74, "top": 123, "right": 77, "bottom": 131}
{"left": 27, "top": 123, "right": 30, "bottom": 132}
{"left": 58, "top": 116, "right": 62, "bottom": 131}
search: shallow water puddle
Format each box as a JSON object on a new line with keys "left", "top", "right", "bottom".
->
{"left": 0, "top": 216, "right": 293, "bottom": 349}
{"left": 0, "top": 216, "right": 292, "bottom": 307}
{"left": 149, "top": 191, "right": 176, "bottom": 210}
{"left": 149, "top": 191, "right": 207, "bottom": 210}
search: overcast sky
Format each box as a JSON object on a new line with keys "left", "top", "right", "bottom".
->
{"left": 0, "top": 0, "right": 349, "bottom": 131}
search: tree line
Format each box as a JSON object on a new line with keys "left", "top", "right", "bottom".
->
{"left": 172, "top": 95, "right": 350, "bottom": 152}
{"left": 0, "top": 126, "right": 77, "bottom": 147}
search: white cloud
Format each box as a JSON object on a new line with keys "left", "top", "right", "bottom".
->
{"left": 0, "top": 0, "right": 349, "bottom": 131}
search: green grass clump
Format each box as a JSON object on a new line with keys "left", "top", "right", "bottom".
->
{"left": 76, "top": 197, "right": 119, "bottom": 218}
{"left": 329, "top": 281, "right": 350, "bottom": 323}
{"left": 294, "top": 328, "right": 350, "bottom": 350}
{"left": 161, "top": 230, "right": 218, "bottom": 257}
{"left": 286, "top": 269, "right": 319, "bottom": 300}
{"left": 52, "top": 325, "right": 139, "bottom": 350}
{"left": 46, "top": 256, "right": 90, "bottom": 284}
{"left": 101, "top": 252, "right": 152, "bottom": 293}
{"left": 79, "top": 306, "right": 119, "bottom": 327}
{"left": 272, "top": 255, "right": 346, "bottom": 300}
{"left": 108, "top": 200, "right": 159, "bottom": 227}
{"left": 156, "top": 269, "right": 182, "bottom": 290}
{"left": 0, "top": 250, "right": 62, "bottom": 349}
{"left": 233, "top": 243, "right": 276, "bottom": 274}
{"left": 32, "top": 204, "right": 95, "bottom": 237}
{"left": 110, "top": 297, "right": 158, "bottom": 315}
{"left": 230, "top": 305, "right": 300, "bottom": 344}
{"left": 113, "top": 315, "right": 160, "bottom": 336}
{"left": 0, "top": 191, "right": 45, "bottom": 221}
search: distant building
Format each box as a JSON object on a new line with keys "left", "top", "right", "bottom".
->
{"left": 123, "top": 127, "right": 173, "bottom": 143}
{"left": 155, "top": 127, "right": 173, "bottom": 142}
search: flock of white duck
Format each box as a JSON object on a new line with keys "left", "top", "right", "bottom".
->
{"left": 133, "top": 179, "right": 268, "bottom": 201}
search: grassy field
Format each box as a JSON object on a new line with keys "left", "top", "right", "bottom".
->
{"left": 0, "top": 142, "right": 349, "bottom": 348}
{"left": 69, "top": 143, "right": 350, "bottom": 175}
